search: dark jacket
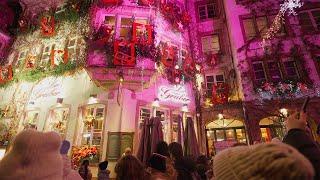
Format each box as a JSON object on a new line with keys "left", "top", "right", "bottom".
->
{"left": 174, "top": 157, "right": 199, "bottom": 180}
{"left": 283, "top": 129, "right": 320, "bottom": 180}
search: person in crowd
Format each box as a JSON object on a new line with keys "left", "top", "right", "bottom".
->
{"left": 168, "top": 142, "right": 197, "bottom": 180}
{"left": 60, "top": 140, "right": 82, "bottom": 180}
{"left": 98, "top": 161, "right": 110, "bottom": 180}
{"left": 0, "top": 129, "right": 63, "bottom": 180}
{"left": 213, "top": 142, "right": 314, "bottom": 180}
{"left": 155, "top": 141, "right": 177, "bottom": 179}
{"left": 122, "top": 147, "right": 132, "bottom": 157}
{"left": 231, "top": 142, "right": 247, "bottom": 147}
{"left": 115, "top": 155, "right": 149, "bottom": 180}
{"left": 147, "top": 153, "right": 169, "bottom": 180}
{"left": 283, "top": 111, "right": 320, "bottom": 179}
{"left": 196, "top": 155, "right": 213, "bottom": 180}
{"left": 78, "top": 160, "right": 92, "bottom": 180}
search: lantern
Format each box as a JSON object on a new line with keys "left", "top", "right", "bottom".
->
{"left": 113, "top": 40, "right": 135, "bottom": 66}
{"left": 132, "top": 22, "right": 153, "bottom": 45}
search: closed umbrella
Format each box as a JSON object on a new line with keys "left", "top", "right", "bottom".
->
{"left": 137, "top": 117, "right": 163, "bottom": 165}
{"left": 184, "top": 117, "right": 200, "bottom": 158}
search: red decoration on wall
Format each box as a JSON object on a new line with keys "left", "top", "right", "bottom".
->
{"left": 206, "top": 53, "right": 219, "bottom": 67}
{"left": 114, "top": 40, "right": 135, "bottom": 66}
{"left": 183, "top": 54, "right": 196, "bottom": 74}
{"left": 181, "top": 11, "right": 191, "bottom": 26}
{"left": 212, "top": 83, "right": 229, "bottom": 104}
{"left": 25, "top": 55, "right": 37, "bottom": 69}
{"left": 139, "top": 0, "right": 155, "bottom": 5}
{"left": 40, "top": 15, "right": 55, "bottom": 36}
{"left": 132, "top": 23, "right": 153, "bottom": 45}
{"left": 0, "top": 65, "right": 13, "bottom": 83}
{"left": 161, "top": 43, "right": 176, "bottom": 68}
{"left": 101, "top": 0, "right": 120, "bottom": 5}
{"left": 50, "top": 49, "right": 69, "bottom": 66}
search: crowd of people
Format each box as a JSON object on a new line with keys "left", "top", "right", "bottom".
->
{"left": 0, "top": 110, "right": 319, "bottom": 180}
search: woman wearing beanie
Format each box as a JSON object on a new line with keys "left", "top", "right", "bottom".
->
{"left": 60, "top": 140, "right": 82, "bottom": 180}
{"left": 0, "top": 129, "right": 63, "bottom": 180}
{"left": 213, "top": 142, "right": 315, "bottom": 180}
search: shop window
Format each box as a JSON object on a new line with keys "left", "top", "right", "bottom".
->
{"left": 252, "top": 61, "right": 267, "bottom": 84}
{"left": 236, "top": 129, "right": 247, "bottom": 143}
{"left": 267, "top": 61, "right": 282, "bottom": 82}
{"left": 23, "top": 110, "right": 40, "bottom": 130}
{"left": 225, "top": 129, "right": 235, "bottom": 140}
{"left": 206, "top": 74, "right": 224, "bottom": 97}
{"left": 298, "top": 9, "right": 320, "bottom": 33}
{"left": 67, "top": 37, "right": 82, "bottom": 61}
{"left": 242, "top": 15, "right": 285, "bottom": 41}
{"left": 215, "top": 130, "right": 225, "bottom": 141}
{"left": 201, "top": 34, "right": 220, "bottom": 53}
{"left": 198, "top": 3, "right": 216, "bottom": 20}
{"left": 82, "top": 104, "right": 105, "bottom": 163}
{"left": 45, "top": 107, "right": 69, "bottom": 137}
{"left": 283, "top": 60, "right": 299, "bottom": 79}
{"left": 41, "top": 45, "right": 54, "bottom": 66}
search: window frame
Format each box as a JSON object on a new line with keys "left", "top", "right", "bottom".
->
{"left": 201, "top": 34, "right": 221, "bottom": 54}
{"left": 240, "top": 14, "right": 286, "bottom": 42}
{"left": 298, "top": 8, "right": 320, "bottom": 34}
{"left": 196, "top": 1, "right": 218, "bottom": 22}
{"left": 205, "top": 74, "right": 225, "bottom": 97}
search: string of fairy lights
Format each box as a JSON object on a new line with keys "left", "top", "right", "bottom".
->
{"left": 261, "top": 0, "right": 303, "bottom": 47}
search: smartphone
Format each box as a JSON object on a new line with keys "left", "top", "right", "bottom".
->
{"left": 301, "top": 96, "right": 310, "bottom": 113}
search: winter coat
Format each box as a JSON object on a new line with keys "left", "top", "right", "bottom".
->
{"left": 174, "top": 157, "right": 199, "bottom": 180}
{"left": 62, "top": 155, "right": 82, "bottom": 180}
{"left": 78, "top": 165, "right": 92, "bottom": 180}
{"left": 283, "top": 129, "right": 320, "bottom": 180}
{"left": 97, "top": 169, "right": 110, "bottom": 180}
{"left": 165, "top": 158, "right": 177, "bottom": 180}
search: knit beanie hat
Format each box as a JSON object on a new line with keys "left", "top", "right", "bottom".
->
{"left": 60, "top": 140, "right": 71, "bottom": 155}
{"left": 213, "top": 142, "right": 314, "bottom": 180}
{"left": 0, "top": 129, "right": 63, "bottom": 180}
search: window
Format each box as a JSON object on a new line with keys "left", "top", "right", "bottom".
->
{"left": 41, "top": 45, "right": 53, "bottom": 66}
{"left": 120, "top": 17, "right": 133, "bottom": 40}
{"left": 139, "top": 108, "right": 151, "bottom": 123}
{"left": 283, "top": 60, "right": 299, "bottom": 79}
{"left": 298, "top": 9, "right": 320, "bottom": 33}
{"left": 17, "top": 51, "right": 27, "bottom": 67}
{"left": 206, "top": 74, "right": 225, "bottom": 97}
{"left": 201, "top": 35, "right": 220, "bottom": 53}
{"left": 252, "top": 61, "right": 267, "bottom": 84}
{"left": 267, "top": 61, "right": 282, "bottom": 82}
{"left": 67, "top": 37, "right": 82, "bottom": 61}
{"left": 242, "top": 15, "right": 285, "bottom": 41}
{"left": 198, "top": 3, "right": 216, "bottom": 20}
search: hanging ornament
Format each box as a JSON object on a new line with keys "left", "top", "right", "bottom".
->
{"left": 183, "top": 54, "right": 196, "bottom": 75}
{"left": 160, "top": 43, "right": 176, "bottom": 68}
{"left": 25, "top": 54, "right": 37, "bottom": 69}
{"left": 132, "top": 22, "right": 153, "bottom": 45}
{"left": 139, "top": 0, "right": 155, "bottom": 6}
{"left": 40, "top": 15, "right": 55, "bottom": 36}
{"left": 114, "top": 40, "right": 136, "bottom": 66}
{"left": 181, "top": 11, "right": 191, "bottom": 27}
{"left": 50, "top": 48, "right": 69, "bottom": 66}
{"left": 93, "top": 25, "right": 114, "bottom": 47}
{"left": 0, "top": 65, "right": 13, "bottom": 83}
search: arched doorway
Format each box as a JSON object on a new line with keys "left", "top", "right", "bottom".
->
{"left": 206, "top": 118, "right": 247, "bottom": 156}
{"left": 259, "top": 117, "right": 284, "bottom": 142}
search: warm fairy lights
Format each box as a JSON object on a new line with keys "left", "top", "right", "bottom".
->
{"left": 262, "top": 0, "right": 303, "bottom": 47}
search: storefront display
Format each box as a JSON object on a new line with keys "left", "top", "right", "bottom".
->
{"left": 45, "top": 102, "right": 70, "bottom": 138}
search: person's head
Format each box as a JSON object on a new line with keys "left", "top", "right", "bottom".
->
{"left": 115, "top": 155, "right": 146, "bottom": 180}
{"left": 156, "top": 141, "right": 169, "bottom": 157}
{"left": 82, "top": 160, "right": 89, "bottom": 167}
{"left": 99, "top": 161, "right": 108, "bottom": 171}
{"left": 197, "top": 155, "right": 209, "bottom": 165}
{"left": 0, "top": 130, "right": 63, "bottom": 179}
{"left": 168, "top": 142, "right": 183, "bottom": 160}
{"left": 232, "top": 142, "right": 247, "bottom": 147}
{"left": 124, "top": 147, "right": 132, "bottom": 156}
{"left": 213, "top": 142, "right": 314, "bottom": 180}
{"left": 149, "top": 153, "right": 166, "bottom": 173}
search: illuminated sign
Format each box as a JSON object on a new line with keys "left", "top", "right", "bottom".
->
{"left": 158, "top": 85, "right": 190, "bottom": 104}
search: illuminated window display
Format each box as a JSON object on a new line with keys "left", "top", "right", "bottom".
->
{"left": 23, "top": 105, "right": 40, "bottom": 130}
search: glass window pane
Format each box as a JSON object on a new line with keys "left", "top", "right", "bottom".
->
{"left": 206, "top": 75, "right": 215, "bottom": 82}
{"left": 312, "top": 10, "right": 320, "bottom": 30}
{"left": 199, "top": 6, "right": 207, "bottom": 20}
{"left": 236, "top": 129, "right": 247, "bottom": 143}
{"left": 226, "top": 129, "right": 235, "bottom": 140}
{"left": 216, "top": 130, "right": 225, "bottom": 141}
{"left": 284, "top": 61, "right": 299, "bottom": 78}
{"left": 243, "top": 18, "right": 257, "bottom": 40}
{"left": 267, "top": 61, "right": 282, "bottom": 82}
{"left": 298, "top": 12, "right": 315, "bottom": 32}
{"left": 256, "top": 16, "right": 268, "bottom": 35}
{"left": 201, "top": 35, "right": 220, "bottom": 53}
{"left": 135, "top": 19, "right": 148, "bottom": 24}
{"left": 207, "top": 4, "right": 215, "bottom": 18}
{"left": 105, "top": 16, "right": 116, "bottom": 26}
{"left": 216, "top": 75, "right": 225, "bottom": 82}
{"left": 121, "top": 18, "right": 132, "bottom": 26}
